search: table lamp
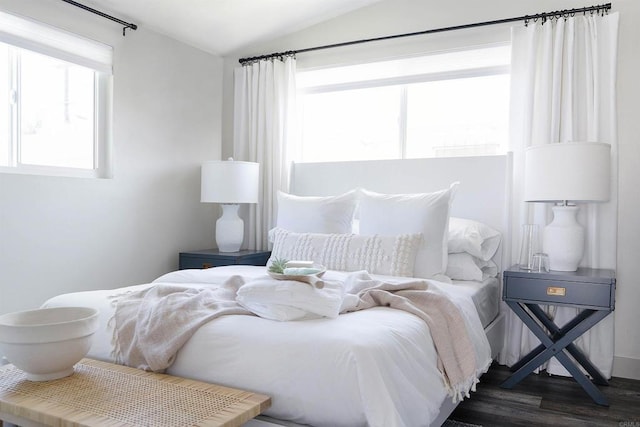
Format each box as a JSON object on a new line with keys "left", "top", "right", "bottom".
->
{"left": 524, "top": 142, "right": 610, "bottom": 271}
{"left": 201, "top": 158, "right": 259, "bottom": 252}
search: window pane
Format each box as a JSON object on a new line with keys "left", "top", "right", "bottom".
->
{"left": 300, "top": 86, "right": 401, "bottom": 162}
{"left": 0, "top": 44, "right": 9, "bottom": 166}
{"left": 405, "top": 74, "right": 509, "bottom": 158}
{"left": 297, "top": 45, "right": 511, "bottom": 163}
{"left": 19, "top": 49, "right": 95, "bottom": 169}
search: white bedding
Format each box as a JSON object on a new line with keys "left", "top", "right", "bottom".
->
{"left": 42, "top": 265, "right": 492, "bottom": 427}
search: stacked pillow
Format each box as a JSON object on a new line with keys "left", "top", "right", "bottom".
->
{"left": 270, "top": 184, "right": 457, "bottom": 281}
{"left": 269, "top": 227, "right": 422, "bottom": 277}
{"left": 445, "top": 217, "right": 501, "bottom": 281}
{"left": 276, "top": 190, "right": 357, "bottom": 234}
{"left": 357, "top": 184, "right": 457, "bottom": 281}
{"left": 271, "top": 185, "right": 502, "bottom": 282}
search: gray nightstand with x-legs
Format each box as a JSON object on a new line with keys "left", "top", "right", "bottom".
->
{"left": 501, "top": 266, "right": 615, "bottom": 406}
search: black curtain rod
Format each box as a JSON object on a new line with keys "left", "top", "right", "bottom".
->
{"left": 239, "top": 3, "right": 611, "bottom": 65}
{"left": 61, "top": 0, "right": 138, "bottom": 36}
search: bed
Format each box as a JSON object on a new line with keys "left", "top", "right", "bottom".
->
{"left": 42, "top": 154, "right": 512, "bottom": 427}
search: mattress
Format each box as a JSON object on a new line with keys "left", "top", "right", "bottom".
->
{"left": 450, "top": 277, "right": 500, "bottom": 328}
{"left": 42, "top": 266, "right": 493, "bottom": 427}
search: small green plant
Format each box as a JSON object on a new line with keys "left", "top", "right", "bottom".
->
{"left": 268, "top": 257, "right": 289, "bottom": 274}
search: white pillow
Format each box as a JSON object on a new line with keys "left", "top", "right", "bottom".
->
{"left": 446, "top": 252, "right": 498, "bottom": 281}
{"left": 237, "top": 277, "right": 345, "bottom": 321}
{"left": 357, "top": 183, "right": 458, "bottom": 280}
{"left": 448, "top": 217, "right": 501, "bottom": 261}
{"left": 276, "top": 190, "right": 357, "bottom": 234}
{"left": 268, "top": 227, "right": 422, "bottom": 277}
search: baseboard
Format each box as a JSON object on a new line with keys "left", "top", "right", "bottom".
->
{"left": 613, "top": 356, "right": 640, "bottom": 380}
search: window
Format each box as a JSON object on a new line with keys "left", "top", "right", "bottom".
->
{"left": 0, "top": 11, "right": 112, "bottom": 177}
{"left": 297, "top": 45, "right": 510, "bottom": 163}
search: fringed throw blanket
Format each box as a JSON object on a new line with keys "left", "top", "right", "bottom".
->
{"left": 340, "top": 272, "right": 479, "bottom": 401}
{"left": 111, "top": 271, "right": 480, "bottom": 401}
{"left": 111, "top": 276, "right": 250, "bottom": 372}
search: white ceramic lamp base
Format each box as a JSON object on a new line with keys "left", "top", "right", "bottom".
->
{"left": 215, "top": 204, "right": 244, "bottom": 252}
{"left": 542, "top": 205, "right": 584, "bottom": 272}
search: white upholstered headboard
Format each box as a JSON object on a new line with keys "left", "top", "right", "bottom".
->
{"left": 289, "top": 154, "right": 513, "bottom": 269}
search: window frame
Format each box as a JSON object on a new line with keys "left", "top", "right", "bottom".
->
{"left": 296, "top": 45, "right": 510, "bottom": 163}
{"left": 0, "top": 10, "right": 113, "bottom": 179}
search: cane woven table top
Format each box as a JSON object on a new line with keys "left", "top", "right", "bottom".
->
{"left": 0, "top": 358, "right": 270, "bottom": 427}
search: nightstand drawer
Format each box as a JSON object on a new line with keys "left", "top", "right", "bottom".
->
{"left": 179, "top": 255, "right": 227, "bottom": 269}
{"left": 179, "top": 250, "right": 271, "bottom": 270}
{"left": 504, "top": 276, "right": 613, "bottom": 309}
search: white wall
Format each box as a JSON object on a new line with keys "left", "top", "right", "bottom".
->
{"left": 0, "top": 0, "right": 223, "bottom": 315}
{"left": 222, "top": 0, "right": 640, "bottom": 380}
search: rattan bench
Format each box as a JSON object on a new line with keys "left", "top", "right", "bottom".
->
{"left": 0, "top": 358, "right": 270, "bottom": 427}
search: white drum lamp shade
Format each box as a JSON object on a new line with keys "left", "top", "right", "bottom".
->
{"left": 201, "top": 159, "right": 259, "bottom": 252}
{"left": 524, "top": 142, "right": 610, "bottom": 271}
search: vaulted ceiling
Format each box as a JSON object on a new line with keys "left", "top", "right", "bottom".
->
{"left": 79, "top": 0, "right": 385, "bottom": 56}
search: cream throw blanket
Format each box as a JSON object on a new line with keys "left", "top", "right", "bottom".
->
{"left": 340, "top": 272, "right": 478, "bottom": 401}
{"left": 111, "top": 276, "right": 250, "bottom": 372}
{"left": 111, "top": 272, "right": 479, "bottom": 401}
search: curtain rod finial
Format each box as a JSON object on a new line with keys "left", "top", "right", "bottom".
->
{"left": 122, "top": 24, "right": 137, "bottom": 36}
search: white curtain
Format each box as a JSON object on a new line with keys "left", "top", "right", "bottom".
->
{"left": 233, "top": 56, "right": 297, "bottom": 251}
{"left": 501, "top": 13, "right": 619, "bottom": 378}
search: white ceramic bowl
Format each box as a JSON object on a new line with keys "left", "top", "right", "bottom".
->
{"left": 0, "top": 307, "right": 99, "bottom": 381}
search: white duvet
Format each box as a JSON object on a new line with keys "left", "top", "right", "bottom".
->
{"left": 42, "top": 265, "right": 491, "bottom": 427}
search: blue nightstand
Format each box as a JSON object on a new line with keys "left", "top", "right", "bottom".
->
{"left": 501, "top": 266, "right": 615, "bottom": 406}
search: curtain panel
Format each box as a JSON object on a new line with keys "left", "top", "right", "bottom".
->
{"left": 233, "top": 57, "right": 297, "bottom": 251}
{"left": 501, "top": 13, "right": 619, "bottom": 378}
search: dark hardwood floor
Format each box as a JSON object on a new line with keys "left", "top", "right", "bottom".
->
{"left": 449, "top": 362, "right": 640, "bottom": 426}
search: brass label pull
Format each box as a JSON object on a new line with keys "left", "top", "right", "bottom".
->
{"left": 202, "top": 263, "right": 213, "bottom": 269}
{"left": 547, "top": 286, "right": 566, "bottom": 297}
